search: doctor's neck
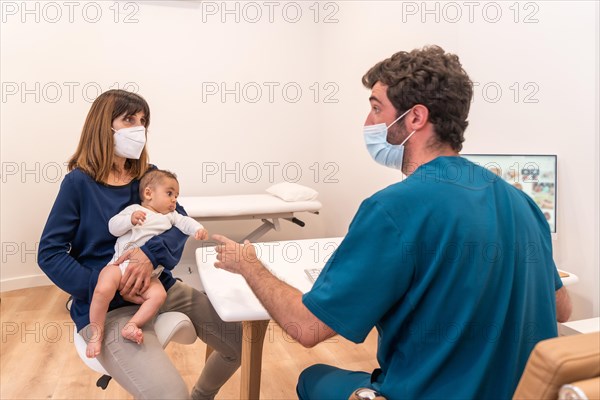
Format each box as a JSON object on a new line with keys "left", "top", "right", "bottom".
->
{"left": 402, "top": 137, "right": 459, "bottom": 176}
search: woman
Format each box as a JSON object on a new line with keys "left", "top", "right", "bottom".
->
{"left": 38, "top": 89, "right": 241, "bottom": 399}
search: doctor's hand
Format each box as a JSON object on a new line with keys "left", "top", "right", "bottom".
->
{"left": 213, "top": 234, "right": 261, "bottom": 275}
{"left": 115, "top": 248, "right": 153, "bottom": 297}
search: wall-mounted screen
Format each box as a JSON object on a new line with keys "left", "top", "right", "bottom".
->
{"left": 461, "top": 154, "right": 557, "bottom": 233}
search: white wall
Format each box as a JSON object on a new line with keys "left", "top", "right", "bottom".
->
{"left": 1, "top": 1, "right": 598, "bottom": 320}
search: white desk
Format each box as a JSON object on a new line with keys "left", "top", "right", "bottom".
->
{"left": 195, "top": 237, "right": 578, "bottom": 399}
{"left": 196, "top": 237, "right": 342, "bottom": 399}
{"left": 559, "top": 317, "right": 600, "bottom": 336}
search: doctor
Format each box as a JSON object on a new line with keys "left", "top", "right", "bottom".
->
{"left": 213, "top": 45, "right": 572, "bottom": 399}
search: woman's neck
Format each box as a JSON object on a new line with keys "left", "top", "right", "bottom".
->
{"left": 112, "top": 156, "right": 127, "bottom": 172}
{"left": 106, "top": 158, "right": 132, "bottom": 186}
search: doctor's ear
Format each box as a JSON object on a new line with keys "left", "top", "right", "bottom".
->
{"left": 408, "top": 104, "right": 429, "bottom": 130}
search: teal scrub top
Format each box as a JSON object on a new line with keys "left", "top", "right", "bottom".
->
{"left": 303, "top": 156, "right": 562, "bottom": 399}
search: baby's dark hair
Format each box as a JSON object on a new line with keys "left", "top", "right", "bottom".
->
{"left": 139, "top": 169, "right": 178, "bottom": 198}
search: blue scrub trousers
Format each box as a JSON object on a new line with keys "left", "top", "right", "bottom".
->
{"left": 296, "top": 364, "right": 374, "bottom": 400}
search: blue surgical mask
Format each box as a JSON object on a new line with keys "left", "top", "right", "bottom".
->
{"left": 363, "top": 108, "right": 417, "bottom": 170}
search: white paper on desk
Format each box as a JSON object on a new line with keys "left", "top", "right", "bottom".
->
{"left": 195, "top": 238, "right": 343, "bottom": 322}
{"left": 196, "top": 249, "right": 268, "bottom": 321}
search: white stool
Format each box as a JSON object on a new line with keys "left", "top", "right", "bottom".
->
{"left": 73, "top": 311, "right": 197, "bottom": 389}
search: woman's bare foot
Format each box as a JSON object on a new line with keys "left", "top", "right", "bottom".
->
{"left": 121, "top": 322, "right": 143, "bottom": 344}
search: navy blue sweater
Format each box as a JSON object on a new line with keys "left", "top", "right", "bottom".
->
{"left": 38, "top": 168, "right": 188, "bottom": 331}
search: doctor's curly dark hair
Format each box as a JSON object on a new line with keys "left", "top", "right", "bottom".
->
{"left": 362, "top": 45, "right": 473, "bottom": 152}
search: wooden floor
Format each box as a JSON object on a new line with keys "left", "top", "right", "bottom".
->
{"left": 1, "top": 286, "right": 379, "bottom": 399}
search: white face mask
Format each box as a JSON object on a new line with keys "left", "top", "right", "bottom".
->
{"left": 112, "top": 126, "right": 146, "bottom": 159}
{"left": 363, "top": 108, "right": 417, "bottom": 170}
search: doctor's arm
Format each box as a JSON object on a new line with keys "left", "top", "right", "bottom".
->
{"left": 556, "top": 286, "right": 572, "bottom": 323}
{"left": 213, "top": 235, "right": 337, "bottom": 348}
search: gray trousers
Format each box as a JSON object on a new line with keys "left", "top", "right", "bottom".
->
{"left": 81, "top": 281, "right": 242, "bottom": 400}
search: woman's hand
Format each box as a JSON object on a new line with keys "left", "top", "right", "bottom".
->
{"left": 120, "top": 291, "right": 145, "bottom": 305}
{"left": 114, "top": 248, "right": 154, "bottom": 297}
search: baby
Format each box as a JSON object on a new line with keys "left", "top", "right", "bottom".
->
{"left": 86, "top": 169, "right": 207, "bottom": 358}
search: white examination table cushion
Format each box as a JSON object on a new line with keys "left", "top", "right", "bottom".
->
{"left": 178, "top": 194, "right": 322, "bottom": 218}
{"left": 178, "top": 188, "right": 322, "bottom": 242}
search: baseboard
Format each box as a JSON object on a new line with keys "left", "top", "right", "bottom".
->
{"left": 0, "top": 274, "right": 53, "bottom": 293}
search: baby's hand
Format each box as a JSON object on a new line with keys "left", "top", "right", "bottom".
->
{"left": 131, "top": 210, "right": 146, "bottom": 226}
{"left": 195, "top": 229, "right": 208, "bottom": 240}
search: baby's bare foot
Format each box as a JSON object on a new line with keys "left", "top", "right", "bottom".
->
{"left": 86, "top": 340, "right": 101, "bottom": 358}
{"left": 121, "top": 323, "right": 143, "bottom": 344}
